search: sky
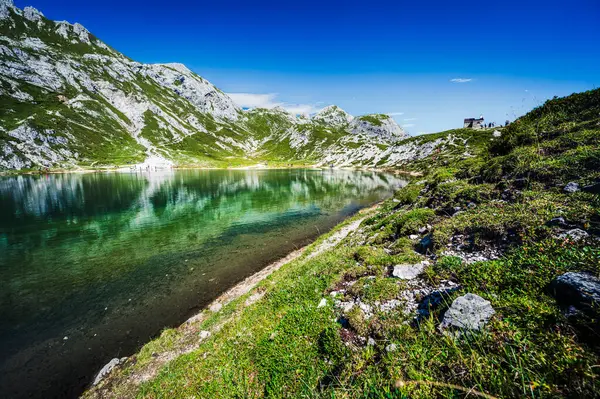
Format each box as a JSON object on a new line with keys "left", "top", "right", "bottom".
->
{"left": 15, "top": 0, "right": 600, "bottom": 134}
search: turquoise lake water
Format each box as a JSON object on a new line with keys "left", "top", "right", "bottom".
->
{"left": 0, "top": 168, "right": 405, "bottom": 398}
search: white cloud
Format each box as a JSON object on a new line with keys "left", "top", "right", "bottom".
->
{"left": 450, "top": 78, "right": 473, "bottom": 83}
{"left": 226, "top": 92, "right": 320, "bottom": 116}
{"left": 386, "top": 112, "right": 404, "bottom": 116}
{"left": 403, "top": 117, "right": 417, "bottom": 121}
{"left": 402, "top": 123, "right": 416, "bottom": 128}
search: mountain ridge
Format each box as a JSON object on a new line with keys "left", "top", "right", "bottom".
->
{"left": 0, "top": 1, "right": 489, "bottom": 171}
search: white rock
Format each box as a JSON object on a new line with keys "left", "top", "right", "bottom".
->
{"left": 317, "top": 298, "right": 327, "bottom": 308}
{"left": 199, "top": 330, "right": 211, "bottom": 340}
{"left": 392, "top": 263, "right": 426, "bottom": 280}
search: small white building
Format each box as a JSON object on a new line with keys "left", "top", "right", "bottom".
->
{"left": 464, "top": 116, "right": 485, "bottom": 129}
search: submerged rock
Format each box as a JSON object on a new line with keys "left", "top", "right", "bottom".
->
{"left": 439, "top": 293, "right": 495, "bottom": 331}
{"left": 550, "top": 272, "right": 600, "bottom": 315}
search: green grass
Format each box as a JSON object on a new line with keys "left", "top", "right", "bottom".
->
{"left": 85, "top": 88, "right": 600, "bottom": 398}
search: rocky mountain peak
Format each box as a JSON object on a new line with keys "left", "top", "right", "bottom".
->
{"left": 23, "top": 6, "right": 44, "bottom": 22}
{"left": 0, "top": 0, "right": 15, "bottom": 19}
{"left": 351, "top": 114, "right": 408, "bottom": 142}
{"left": 161, "top": 63, "right": 192, "bottom": 75}
{"left": 72, "top": 22, "right": 91, "bottom": 43}
{"left": 313, "top": 105, "right": 353, "bottom": 126}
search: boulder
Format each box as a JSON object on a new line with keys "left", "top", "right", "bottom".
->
{"left": 392, "top": 262, "right": 427, "bottom": 280}
{"left": 550, "top": 272, "right": 600, "bottom": 315}
{"left": 564, "top": 182, "right": 580, "bottom": 193}
{"left": 439, "top": 293, "right": 495, "bottom": 331}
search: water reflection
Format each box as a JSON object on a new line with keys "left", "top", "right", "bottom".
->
{"left": 0, "top": 169, "right": 405, "bottom": 398}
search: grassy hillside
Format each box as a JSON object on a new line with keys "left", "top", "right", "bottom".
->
{"left": 86, "top": 90, "right": 600, "bottom": 398}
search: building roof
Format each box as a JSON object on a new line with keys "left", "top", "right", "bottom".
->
{"left": 464, "top": 117, "right": 484, "bottom": 122}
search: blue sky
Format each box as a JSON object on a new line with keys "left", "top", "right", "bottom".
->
{"left": 16, "top": 0, "right": 600, "bottom": 134}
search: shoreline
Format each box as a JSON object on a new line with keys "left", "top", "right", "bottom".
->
{"left": 84, "top": 204, "right": 379, "bottom": 398}
{"left": 0, "top": 164, "right": 421, "bottom": 177}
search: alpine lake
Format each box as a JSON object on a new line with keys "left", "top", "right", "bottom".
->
{"left": 0, "top": 168, "right": 406, "bottom": 398}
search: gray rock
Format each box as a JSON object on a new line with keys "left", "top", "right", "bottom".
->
{"left": 93, "top": 358, "right": 121, "bottom": 385}
{"left": 558, "top": 229, "right": 589, "bottom": 241}
{"left": 385, "top": 343, "right": 397, "bottom": 352}
{"left": 439, "top": 293, "right": 495, "bottom": 331}
{"left": 550, "top": 272, "right": 600, "bottom": 314}
{"left": 392, "top": 262, "right": 427, "bottom": 280}
{"left": 367, "top": 337, "right": 376, "bottom": 346}
{"left": 564, "top": 182, "right": 580, "bottom": 193}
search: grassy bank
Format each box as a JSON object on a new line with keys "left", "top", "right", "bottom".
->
{"left": 85, "top": 89, "right": 600, "bottom": 398}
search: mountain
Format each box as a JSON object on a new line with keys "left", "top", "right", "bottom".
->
{"left": 1, "top": 1, "right": 480, "bottom": 171}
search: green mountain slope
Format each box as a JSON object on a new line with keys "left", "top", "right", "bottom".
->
{"left": 1, "top": 0, "right": 433, "bottom": 171}
{"left": 85, "top": 88, "right": 600, "bottom": 399}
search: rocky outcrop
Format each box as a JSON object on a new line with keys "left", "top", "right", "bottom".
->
{"left": 0, "top": 0, "right": 15, "bottom": 19}
{"left": 350, "top": 114, "right": 408, "bottom": 142}
{"left": 312, "top": 105, "right": 353, "bottom": 126}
